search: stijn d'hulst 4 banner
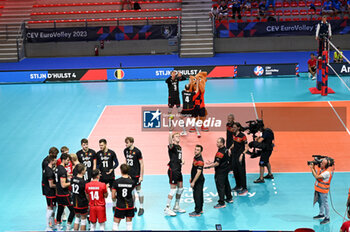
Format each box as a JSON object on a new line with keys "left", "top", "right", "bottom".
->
{"left": 216, "top": 19, "right": 350, "bottom": 37}
{"left": 26, "top": 24, "right": 178, "bottom": 42}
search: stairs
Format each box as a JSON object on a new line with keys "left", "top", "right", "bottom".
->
{"left": 0, "top": 0, "right": 34, "bottom": 62}
{"left": 180, "top": 0, "right": 214, "bottom": 57}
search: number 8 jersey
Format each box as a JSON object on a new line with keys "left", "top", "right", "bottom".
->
{"left": 112, "top": 177, "right": 135, "bottom": 210}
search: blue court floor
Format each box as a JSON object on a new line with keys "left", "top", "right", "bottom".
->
{"left": 0, "top": 74, "right": 349, "bottom": 231}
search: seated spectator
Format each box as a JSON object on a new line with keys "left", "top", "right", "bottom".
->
{"left": 332, "top": 0, "right": 342, "bottom": 15}
{"left": 334, "top": 47, "right": 343, "bottom": 63}
{"left": 231, "top": 0, "right": 242, "bottom": 19}
{"left": 322, "top": 0, "right": 333, "bottom": 15}
{"left": 257, "top": 0, "right": 266, "bottom": 20}
{"left": 340, "top": 207, "right": 350, "bottom": 232}
{"left": 265, "top": 0, "right": 276, "bottom": 12}
{"left": 218, "top": 1, "right": 229, "bottom": 21}
{"left": 121, "top": 0, "right": 133, "bottom": 10}
{"left": 134, "top": 0, "right": 141, "bottom": 10}
{"left": 309, "top": 3, "right": 317, "bottom": 12}
{"left": 209, "top": 4, "right": 220, "bottom": 20}
{"left": 242, "top": 0, "right": 252, "bottom": 12}
{"left": 308, "top": 53, "right": 317, "bottom": 80}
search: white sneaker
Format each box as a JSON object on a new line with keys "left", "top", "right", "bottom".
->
{"left": 56, "top": 223, "right": 63, "bottom": 231}
{"left": 45, "top": 227, "right": 53, "bottom": 231}
{"left": 164, "top": 207, "right": 176, "bottom": 216}
{"left": 173, "top": 206, "right": 186, "bottom": 213}
{"left": 180, "top": 131, "right": 187, "bottom": 136}
{"left": 312, "top": 76, "right": 316, "bottom": 80}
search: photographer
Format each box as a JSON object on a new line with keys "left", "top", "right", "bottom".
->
{"left": 309, "top": 158, "right": 333, "bottom": 225}
{"left": 251, "top": 121, "right": 274, "bottom": 183}
{"left": 228, "top": 122, "right": 249, "bottom": 195}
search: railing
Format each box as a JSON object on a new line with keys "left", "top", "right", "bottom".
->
{"left": 177, "top": 16, "right": 181, "bottom": 56}
{"left": 16, "top": 22, "right": 26, "bottom": 61}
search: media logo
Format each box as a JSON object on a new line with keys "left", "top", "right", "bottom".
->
{"left": 254, "top": 66, "right": 264, "bottom": 76}
{"left": 143, "top": 109, "right": 161, "bottom": 128}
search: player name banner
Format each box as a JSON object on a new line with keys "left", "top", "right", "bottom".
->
{"left": 26, "top": 24, "right": 177, "bottom": 42}
{"left": 216, "top": 19, "right": 350, "bottom": 37}
{"left": 0, "top": 63, "right": 298, "bottom": 83}
{"left": 328, "top": 63, "right": 350, "bottom": 76}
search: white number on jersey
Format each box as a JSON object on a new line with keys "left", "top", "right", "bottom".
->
{"left": 90, "top": 191, "right": 99, "bottom": 200}
{"left": 122, "top": 188, "right": 128, "bottom": 197}
{"left": 72, "top": 184, "right": 79, "bottom": 194}
{"left": 55, "top": 172, "right": 58, "bottom": 183}
{"left": 102, "top": 160, "right": 108, "bottom": 168}
{"left": 127, "top": 159, "right": 134, "bottom": 166}
{"left": 84, "top": 160, "right": 91, "bottom": 168}
{"left": 185, "top": 96, "right": 190, "bottom": 103}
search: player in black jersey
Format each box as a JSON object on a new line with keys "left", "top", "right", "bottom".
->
{"left": 76, "top": 138, "right": 96, "bottom": 182}
{"left": 56, "top": 153, "right": 75, "bottom": 231}
{"left": 226, "top": 114, "right": 235, "bottom": 172}
{"left": 205, "top": 137, "right": 233, "bottom": 208}
{"left": 43, "top": 155, "right": 57, "bottom": 230}
{"left": 124, "top": 137, "right": 145, "bottom": 216}
{"left": 71, "top": 164, "right": 89, "bottom": 231}
{"left": 42, "top": 147, "right": 59, "bottom": 196}
{"left": 166, "top": 71, "right": 187, "bottom": 130}
{"left": 189, "top": 145, "right": 205, "bottom": 217}
{"left": 96, "top": 139, "right": 119, "bottom": 189}
{"left": 179, "top": 84, "right": 196, "bottom": 136}
{"left": 164, "top": 132, "right": 186, "bottom": 216}
{"left": 112, "top": 164, "right": 136, "bottom": 231}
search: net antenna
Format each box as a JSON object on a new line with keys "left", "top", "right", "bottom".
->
{"left": 326, "top": 38, "right": 350, "bottom": 92}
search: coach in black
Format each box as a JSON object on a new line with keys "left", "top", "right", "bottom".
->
{"left": 189, "top": 145, "right": 205, "bottom": 217}
{"left": 205, "top": 137, "right": 233, "bottom": 208}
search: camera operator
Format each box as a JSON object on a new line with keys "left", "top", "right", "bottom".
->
{"left": 309, "top": 158, "right": 333, "bottom": 225}
{"left": 252, "top": 121, "right": 274, "bottom": 183}
{"left": 228, "top": 122, "right": 249, "bottom": 195}
{"left": 316, "top": 15, "right": 332, "bottom": 59}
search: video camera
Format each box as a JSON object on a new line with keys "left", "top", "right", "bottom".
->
{"left": 243, "top": 119, "right": 264, "bottom": 135}
{"left": 307, "top": 155, "right": 334, "bottom": 167}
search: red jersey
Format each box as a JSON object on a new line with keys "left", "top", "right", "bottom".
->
{"left": 85, "top": 181, "right": 107, "bottom": 206}
{"left": 56, "top": 159, "right": 73, "bottom": 176}
{"left": 308, "top": 58, "right": 317, "bottom": 68}
{"left": 341, "top": 221, "right": 350, "bottom": 232}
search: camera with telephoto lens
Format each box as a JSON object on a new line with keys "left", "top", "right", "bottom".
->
{"left": 307, "top": 155, "right": 334, "bottom": 167}
{"left": 242, "top": 119, "right": 264, "bottom": 135}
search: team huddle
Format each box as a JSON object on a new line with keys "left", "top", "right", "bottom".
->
{"left": 41, "top": 138, "right": 144, "bottom": 231}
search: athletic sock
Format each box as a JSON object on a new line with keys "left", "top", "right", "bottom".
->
{"left": 91, "top": 223, "right": 96, "bottom": 231}
{"left": 140, "top": 203, "right": 144, "bottom": 208}
{"left": 126, "top": 222, "right": 132, "bottom": 231}
{"left": 100, "top": 222, "right": 105, "bottom": 230}
{"left": 113, "top": 222, "right": 119, "bottom": 230}
{"left": 46, "top": 209, "right": 53, "bottom": 227}
{"left": 166, "top": 198, "right": 172, "bottom": 207}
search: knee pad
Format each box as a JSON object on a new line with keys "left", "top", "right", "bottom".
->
{"left": 177, "top": 188, "right": 184, "bottom": 195}
{"left": 136, "top": 189, "right": 143, "bottom": 198}
{"left": 80, "top": 218, "right": 87, "bottom": 226}
{"left": 169, "top": 188, "right": 177, "bottom": 197}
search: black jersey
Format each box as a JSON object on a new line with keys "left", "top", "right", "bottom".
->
{"left": 232, "top": 132, "right": 247, "bottom": 155}
{"left": 166, "top": 76, "right": 186, "bottom": 97}
{"left": 77, "top": 148, "right": 96, "bottom": 181}
{"left": 96, "top": 149, "right": 118, "bottom": 174}
{"left": 56, "top": 165, "right": 70, "bottom": 196}
{"left": 71, "top": 176, "right": 89, "bottom": 208}
{"left": 182, "top": 90, "right": 195, "bottom": 110}
{"left": 112, "top": 177, "right": 135, "bottom": 210}
{"left": 214, "top": 147, "right": 230, "bottom": 174}
{"left": 191, "top": 155, "right": 204, "bottom": 181}
{"left": 124, "top": 147, "right": 143, "bottom": 178}
{"left": 168, "top": 144, "right": 182, "bottom": 172}
{"left": 43, "top": 165, "right": 56, "bottom": 197}
{"left": 41, "top": 156, "right": 50, "bottom": 194}
{"left": 226, "top": 122, "right": 234, "bottom": 148}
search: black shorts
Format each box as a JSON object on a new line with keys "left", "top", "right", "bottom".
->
{"left": 46, "top": 196, "right": 57, "bottom": 207}
{"left": 180, "top": 109, "right": 193, "bottom": 117}
{"left": 56, "top": 195, "right": 72, "bottom": 207}
{"left": 114, "top": 208, "right": 135, "bottom": 219}
{"left": 193, "top": 107, "right": 206, "bottom": 118}
{"left": 168, "top": 169, "right": 183, "bottom": 185}
{"left": 74, "top": 207, "right": 89, "bottom": 215}
{"left": 310, "top": 67, "right": 316, "bottom": 72}
{"left": 168, "top": 95, "right": 180, "bottom": 108}
{"left": 100, "top": 177, "right": 114, "bottom": 188}
{"left": 131, "top": 177, "right": 141, "bottom": 187}
{"left": 259, "top": 150, "right": 272, "bottom": 167}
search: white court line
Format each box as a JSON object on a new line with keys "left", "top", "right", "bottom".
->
{"left": 250, "top": 92, "right": 259, "bottom": 119}
{"left": 88, "top": 105, "right": 107, "bottom": 138}
{"left": 328, "top": 101, "right": 350, "bottom": 136}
